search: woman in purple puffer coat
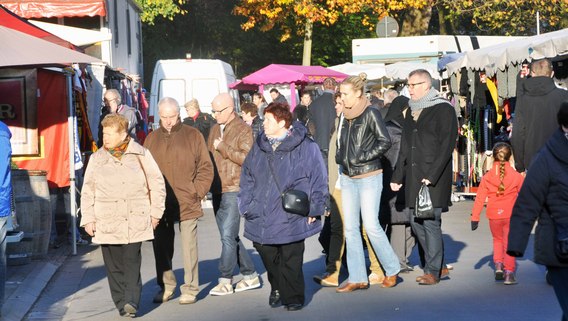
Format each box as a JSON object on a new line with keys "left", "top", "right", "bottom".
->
{"left": 239, "top": 102, "right": 327, "bottom": 312}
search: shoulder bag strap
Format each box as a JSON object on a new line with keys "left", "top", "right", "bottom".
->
{"left": 266, "top": 155, "right": 283, "bottom": 196}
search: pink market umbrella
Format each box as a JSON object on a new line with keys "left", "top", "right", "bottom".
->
{"left": 230, "top": 64, "right": 348, "bottom": 107}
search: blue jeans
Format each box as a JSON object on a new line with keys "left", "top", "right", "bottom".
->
{"left": 213, "top": 192, "right": 257, "bottom": 282}
{"left": 0, "top": 216, "right": 7, "bottom": 311}
{"left": 341, "top": 173, "right": 400, "bottom": 283}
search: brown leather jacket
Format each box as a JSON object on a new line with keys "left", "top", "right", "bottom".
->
{"left": 144, "top": 120, "right": 213, "bottom": 221}
{"left": 208, "top": 114, "right": 253, "bottom": 193}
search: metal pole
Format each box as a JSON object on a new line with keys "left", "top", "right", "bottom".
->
{"left": 536, "top": 11, "right": 540, "bottom": 35}
{"left": 66, "top": 71, "right": 77, "bottom": 255}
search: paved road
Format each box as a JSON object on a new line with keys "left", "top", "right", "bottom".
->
{"left": 21, "top": 200, "right": 562, "bottom": 321}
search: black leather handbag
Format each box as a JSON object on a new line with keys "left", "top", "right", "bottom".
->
{"left": 267, "top": 158, "right": 310, "bottom": 217}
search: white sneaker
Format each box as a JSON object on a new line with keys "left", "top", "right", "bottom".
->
{"left": 234, "top": 276, "right": 261, "bottom": 293}
{"left": 210, "top": 283, "right": 234, "bottom": 296}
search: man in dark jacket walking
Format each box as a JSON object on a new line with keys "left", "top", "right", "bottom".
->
{"left": 144, "top": 97, "right": 214, "bottom": 305}
{"left": 508, "top": 102, "right": 568, "bottom": 321}
{"left": 309, "top": 77, "right": 337, "bottom": 167}
{"left": 391, "top": 69, "right": 458, "bottom": 285}
{"left": 511, "top": 58, "right": 568, "bottom": 173}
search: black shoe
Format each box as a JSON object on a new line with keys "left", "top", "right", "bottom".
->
{"left": 269, "top": 290, "right": 281, "bottom": 307}
{"left": 286, "top": 303, "right": 303, "bottom": 311}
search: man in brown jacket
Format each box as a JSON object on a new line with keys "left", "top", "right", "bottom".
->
{"left": 208, "top": 93, "right": 260, "bottom": 296}
{"left": 144, "top": 97, "right": 214, "bottom": 304}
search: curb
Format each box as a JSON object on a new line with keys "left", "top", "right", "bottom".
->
{"left": 3, "top": 261, "right": 61, "bottom": 321}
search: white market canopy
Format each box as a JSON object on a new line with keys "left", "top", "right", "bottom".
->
{"left": 445, "top": 28, "right": 568, "bottom": 76}
{"left": 29, "top": 20, "right": 112, "bottom": 47}
{"left": 0, "top": 25, "right": 101, "bottom": 67}
{"left": 329, "top": 61, "right": 441, "bottom": 81}
{"left": 384, "top": 61, "right": 441, "bottom": 80}
{"left": 328, "top": 62, "right": 386, "bottom": 80}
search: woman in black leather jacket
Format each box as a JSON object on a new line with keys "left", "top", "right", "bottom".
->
{"left": 334, "top": 74, "right": 401, "bottom": 293}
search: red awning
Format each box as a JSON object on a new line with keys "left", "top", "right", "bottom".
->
{"left": 0, "top": 5, "right": 81, "bottom": 51}
{"left": 0, "top": 0, "right": 106, "bottom": 18}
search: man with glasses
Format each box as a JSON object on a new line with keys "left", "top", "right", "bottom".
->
{"left": 391, "top": 69, "right": 458, "bottom": 285}
{"left": 208, "top": 93, "right": 260, "bottom": 296}
{"left": 103, "top": 89, "right": 138, "bottom": 140}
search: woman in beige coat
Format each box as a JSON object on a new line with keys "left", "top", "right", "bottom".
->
{"left": 81, "top": 114, "right": 166, "bottom": 317}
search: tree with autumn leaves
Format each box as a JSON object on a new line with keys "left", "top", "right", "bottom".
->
{"left": 136, "top": 0, "right": 568, "bottom": 76}
{"left": 232, "top": 0, "right": 568, "bottom": 65}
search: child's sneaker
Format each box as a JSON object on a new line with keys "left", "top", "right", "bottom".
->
{"left": 504, "top": 271, "right": 517, "bottom": 285}
{"left": 210, "top": 283, "right": 234, "bottom": 296}
{"left": 234, "top": 276, "right": 261, "bottom": 293}
{"left": 495, "top": 262, "right": 504, "bottom": 281}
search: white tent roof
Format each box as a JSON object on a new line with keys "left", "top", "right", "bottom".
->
{"left": 329, "top": 61, "right": 441, "bottom": 81}
{"left": 385, "top": 62, "right": 441, "bottom": 80}
{"left": 0, "top": 25, "right": 102, "bottom": 67}
{"left": 328, "top": 62, "right": 386, "bottom": 80}
{"left": 446, "top": 28, "right": 568, "bottom": 76}
{"left": 29, "top": 20, "right": 112, "bottom": 47}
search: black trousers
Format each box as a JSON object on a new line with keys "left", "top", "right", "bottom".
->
{"left": 254, "top": 240, "right": 305, "bottom": 305}
{"left": 153, "top": 217, "right": 176, "bottom": 288}
{"left": 548, "top": 266, "right": 568, "bottom": 321}
{"left": 319, "top": 195, "right": 345, "bottom": 274}
{"left": 101, "top": 243, "right": 142, "bottom": 310}
{"left": 410, "top": 208, "right": 444, "bottom": 277}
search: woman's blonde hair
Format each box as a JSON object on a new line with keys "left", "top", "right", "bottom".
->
{"left": 341, "top": 73, "right": 367, "bottom": 97}
{"left": 184, "top": 98, "right": 201, "bottom": 112}
{"left": 492, "top": 142, "right": 513, "bottom": 196}
{"left": 101, "top": 113, "right": 129, "bottom": 133}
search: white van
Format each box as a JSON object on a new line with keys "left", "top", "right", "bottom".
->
{"left": 148, "top": 59, "right": 238, "bottom": 129}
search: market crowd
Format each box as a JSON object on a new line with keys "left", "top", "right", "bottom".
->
{"left": 2, "top": 60, "right": 563, "bottom": 319}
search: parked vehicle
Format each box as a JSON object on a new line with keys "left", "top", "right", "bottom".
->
{"left": 148, "top": 59, "right": 238, "bottom": 129}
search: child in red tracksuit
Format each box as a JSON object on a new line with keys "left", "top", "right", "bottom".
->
{"left": 471, "top": 142, "right": 524, "bottom": 284}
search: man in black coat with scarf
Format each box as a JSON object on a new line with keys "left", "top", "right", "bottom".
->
{"left": 391, "top": 69, "right": 458, "bottom": 285}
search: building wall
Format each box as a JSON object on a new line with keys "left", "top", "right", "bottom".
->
{"left": 102, "top": 0, "right": 143, "bottom": 78}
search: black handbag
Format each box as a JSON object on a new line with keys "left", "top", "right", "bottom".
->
{"left": 267, "top": 157, "right": 310, "bottom": 217}
{"left": 414, "top": 183, "right": 435, "bottom": 219}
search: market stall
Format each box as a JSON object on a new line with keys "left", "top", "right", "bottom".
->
{"left": 438, "top": 28, "right": 568, "bottom": 194}
{"left": 0, "top": 25, "right": 101, "bottom": 255}
{"left": 230, "top": 64, "right": 348, "bottom": 108}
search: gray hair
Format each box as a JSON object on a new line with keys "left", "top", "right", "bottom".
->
{"left": 383, "top": 89, "right": 399, "bottom": 105}
{"left": 158, "top": 97, "right": 181, "bottom": 113}
{"left": 408, "top": 69, "right": 433, "bottom": 89}
{"left": 104, "top": 88, "right": 121, "bottom": 102}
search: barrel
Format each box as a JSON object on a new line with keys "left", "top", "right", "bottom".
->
{"left": 6, "top": 170, "right": 52, "bottom": 263}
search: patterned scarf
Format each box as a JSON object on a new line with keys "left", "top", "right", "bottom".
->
{"left": 268, "top": 127, "right": 292, "bottom": 151}
{"left": 408, "top": 88, "right": 448, "bottom": 112}
{"left": 106, "top": 137, "right": 130, "bottom": 160}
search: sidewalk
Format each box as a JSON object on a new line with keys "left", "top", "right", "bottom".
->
{"left": 7, "top": 200, "right": 565, "bottom": 321}
{"left": 4, "top": 241, "right": 74, "bottom": 321}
